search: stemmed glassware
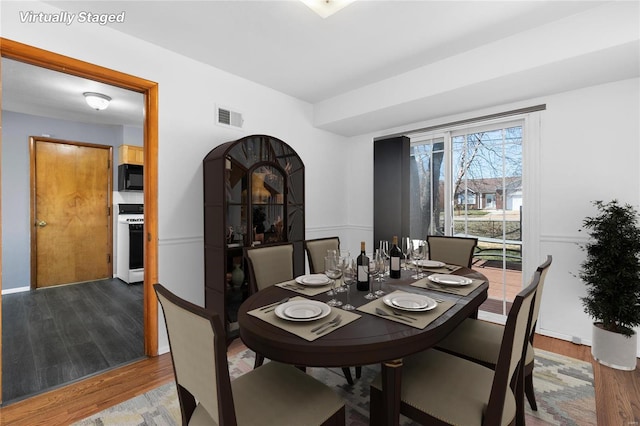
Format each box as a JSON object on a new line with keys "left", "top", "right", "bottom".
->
{"left": 324, "top": 255, "right": 343, "bottom": 307}
{"left": 401, "top": 237, "right": 412, "bottom": 271}
{"left": 340, "top": 258, "right": 356, "bottom": 311}
{"left": 374, "top": 250, "right": 386, "bottom": 297}
{"left": 411, "top": 239, "right": 427, "bottom": 279}
{"left": 334, "top": 250, "right": 350, "bottom": 293}
{"left": 364, "top": 253, "right": 379, "bottom": 300}
{"left": 379, "top": 240, "right": 389, "bottom": 279}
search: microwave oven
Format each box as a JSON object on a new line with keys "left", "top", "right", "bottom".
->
{"left": 118, "top": 164, "right": 143, "bottom": 191}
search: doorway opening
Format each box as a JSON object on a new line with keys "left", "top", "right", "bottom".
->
{"left": 0, "top": 38, "right": 158, "bottom": 405}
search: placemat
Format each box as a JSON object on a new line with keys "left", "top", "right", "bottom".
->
{"left": 357, "top": 291, "right": 455, "bottom": 329}
{"left": 248, "top": 296, "right": 361, "bottom": 341}
{"left": 275, "top": 278, "right": 334, "bottom": 297}
{"left": 411, "top": 275, "right": 485, "bottom": 296}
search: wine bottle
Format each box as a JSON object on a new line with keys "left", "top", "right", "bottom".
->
{"left": 389, "top": 235, "right": 402, "bottom": 279}
{"left": 356, "top": 241, "right": 370, "bottom": 291}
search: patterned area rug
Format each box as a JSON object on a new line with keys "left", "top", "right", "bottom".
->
{"left": 73, "top": 348, "right": 595, "bottom": 426}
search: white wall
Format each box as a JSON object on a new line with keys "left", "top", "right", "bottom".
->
{"left": 346, "top": 77, "right": 640, "bottom": 355}
{"left": 1, "top": 1, "right": 348, "bottom": 354}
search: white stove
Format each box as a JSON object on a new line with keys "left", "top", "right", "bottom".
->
{"left": 116, "top": 204, "right": 144, "bottom": 284}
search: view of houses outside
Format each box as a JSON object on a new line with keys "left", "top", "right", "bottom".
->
{"left": 410, "top": 124, "right": 523, "bottom": 311}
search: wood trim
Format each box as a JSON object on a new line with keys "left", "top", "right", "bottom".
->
{"left": 0, "top": 38, "right": 160, "bottom": 403}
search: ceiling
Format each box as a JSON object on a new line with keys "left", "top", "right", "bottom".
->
{"left": 2, "top": 0, "right": 637, "bottom": 132}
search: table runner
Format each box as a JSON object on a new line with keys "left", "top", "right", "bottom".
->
{"left": 411, "top": 275, "right": 485, "bottom": 296}
{"left": 248, "top": 296, "right": 360, "bottom": 341}
{"left": 357, "top": 291, "right": 455, "bottom": 329}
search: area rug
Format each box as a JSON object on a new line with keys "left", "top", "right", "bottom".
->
{"left": 73, "top": 348, "right": 595, "bottom": 426}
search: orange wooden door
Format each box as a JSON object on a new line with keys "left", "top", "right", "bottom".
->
{"left": 32, "top": 138, "right": 112, "bottom": 288}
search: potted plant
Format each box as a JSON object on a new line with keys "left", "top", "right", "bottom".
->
{"left": 579, "top": 200, "right": 640, "bottom": 370}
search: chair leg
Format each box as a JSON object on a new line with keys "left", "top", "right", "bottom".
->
{"left": 356, "top": 366, "right": 362, "bottom": 378}
{"left": 341, "top": 367, "right": 354, "bottom": 385}
{"left": 254, "top": 353, "right": 265, "bottom": 369}
{"left": 525, "top": 371, "right": 537, "bottom": 411}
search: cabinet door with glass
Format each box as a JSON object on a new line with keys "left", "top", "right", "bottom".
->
{"left": 203, "top": 134, "right": 305, "bottom": 339}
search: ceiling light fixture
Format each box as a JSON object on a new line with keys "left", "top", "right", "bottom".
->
{"left": 83, "top": 92, "right": 112, "bottom": 110}
{"left": 299, "top": 0, "right": 355, "bottom": 18}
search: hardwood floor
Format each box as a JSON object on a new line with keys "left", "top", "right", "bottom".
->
{"left": 1, "top": 334, "right": 638, "bottom": 425}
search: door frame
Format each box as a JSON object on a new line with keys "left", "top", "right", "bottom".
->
{"left": 0, "top": 38, "right": 160, "bottom": 402}
{"left": 30, "top": 137, "right": 114, "bottom": 288}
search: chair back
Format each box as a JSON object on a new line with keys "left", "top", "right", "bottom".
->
{"left": 245, "top": 242, "right": 294, "bottom": 293}
{"left": 154, "top": 283, "right": 236, "bottom": 425}
{"left": 427, "top": 235, "right": 478, "bottom": 267}
{"left": 529, "top": 255, "right": 552, "bottom": 336}
{"left": 483, "top": 270, "right": 540, "bottom": 425}
{"left": 304, "top": 237, "right": 340, "bottom": 274}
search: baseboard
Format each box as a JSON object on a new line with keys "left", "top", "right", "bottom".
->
{"left": 2, "top": 286, "right": 30, "bottom": 295}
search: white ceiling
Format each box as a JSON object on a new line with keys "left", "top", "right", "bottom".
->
{"left": 2, "top": 0, "right": 638, "bottom": 133}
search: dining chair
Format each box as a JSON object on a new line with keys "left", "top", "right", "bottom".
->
{"left": 369, "top": 268, "right": 541, "bottom": 426}
{"left": 435, "top": 255, "right": 552, "bottom": 412}
{"left": 154, "top": 283, "right": 346, "bottom": 426}
{"left": 304, "top": 236, "right": 361, "bottom": 386}
{"left": 244, "top": 242, "right": 294, "bottom": 294}
{"left": 426, "top": 235, "right": 478, "bottom": 267}
{"left": 304, "top": 236, "right": 340, "bottom": 274}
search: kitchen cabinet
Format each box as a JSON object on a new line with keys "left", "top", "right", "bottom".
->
{"left": 118, "top": 144, "right": 144, "bottom": 165}
{"left": 203, "top": 134, "right": 305, "bottom": 339}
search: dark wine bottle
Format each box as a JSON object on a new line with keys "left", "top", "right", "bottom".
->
{"left": 356, "top": 241, "right": 370, "bottom": 291}
{"left": 389, "top": 235, "right": 402, "bottom": 279}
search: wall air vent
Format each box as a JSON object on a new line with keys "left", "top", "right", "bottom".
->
{"left": 217, "top": 106, "right": 244, "bottom": 129}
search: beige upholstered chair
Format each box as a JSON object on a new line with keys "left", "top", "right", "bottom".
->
{"left": 304, "top": 237, "right": 340, "bottom": 274}
{"left": 244, "top": 242, "right": 294, "bottom": 294}
{"left": 304, "top": 237, "right": 362, "bottom": 385}
{"left": 427, "top": 235, "right": 478, "bottom": 267}
{"left": 369, "top": 269, "right": 541, "bottom": 426}
{"left": 154, "top": 283, "right": 345, "bottom": 426}
{"left": 435, "top": 255, "right": 552, "bottom": 412}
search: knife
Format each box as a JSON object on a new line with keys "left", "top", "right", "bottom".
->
{"left": 259, "top": 297, "right": 290, "bottom": 311}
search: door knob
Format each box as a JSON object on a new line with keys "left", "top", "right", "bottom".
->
{"left": 36, "top": 220, "right": 47, "bottom": 227}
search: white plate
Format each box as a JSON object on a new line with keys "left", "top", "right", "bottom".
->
{"left": 382, "top": 293, "right": 437, "bottom": 312}
{"left": 275, "top": 300, "right": 331, "bottom": 322}
{"left": 428, "top": 274, "right": 473, "bottom": 286}
{"left": 416, "top": 260, "right": 446, "bottom": 268}
{"left": 295, "top": 274, "right": 331, "bottom": 286}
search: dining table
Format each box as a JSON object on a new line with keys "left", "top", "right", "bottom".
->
{"left": 237, "top": 263, "right": 489, "bottom": 426}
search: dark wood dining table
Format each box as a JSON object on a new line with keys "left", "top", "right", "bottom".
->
{"left": 238, "top": 267, "right": 488, "bottom": 426}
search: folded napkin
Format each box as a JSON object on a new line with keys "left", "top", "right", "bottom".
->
{"left": 275, "top": 279, "right": 333, "bottom": 297}
{"left": 248, "top": 296, "right": 360, "bottom": 341}
{"left": 411, "top": 275, "right": 485, "bottom": 296}
{"left": 357, "top": 291, "right": 455, "bottom": 329}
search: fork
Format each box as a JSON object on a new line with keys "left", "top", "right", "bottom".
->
{"left": 311, "top": 314, "right": 342, "bottom": 333}
{"left": 375, "top": 307, "right": 412, "bottom": 323}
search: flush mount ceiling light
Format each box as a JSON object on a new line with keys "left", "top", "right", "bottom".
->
{"left": 299, "top": 0, "right": 355, "bottom": 18}
{"left": 83, "top": 92, "right": 112, "bottom": 110}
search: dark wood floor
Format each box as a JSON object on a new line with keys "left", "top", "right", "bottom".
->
{"left": 1, "top": 279, "right": 144, "bottom": 405}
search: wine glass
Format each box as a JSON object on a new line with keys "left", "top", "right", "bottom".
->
{"left": 379, "top": 240, "right": 389, "bottom": 279}
{"left": 411, "top": 239, "right": 426, "bottom": 279}
{"left": 364, "top": 253, "right": 378, "bottom": 299}
{"left": 334, "top": 250, "right": 350, "bottom": 293}
{"left": 341, "top": 259, "right": 356, "bottom": 311}
{"left": 374, "top": 250, "right": 386, "bottom": 297}
{"left": 401, "top": 236, "right": 412, "bottom": 271}
{"left": 324, "top": 256, "right": 343, "bottom": 307}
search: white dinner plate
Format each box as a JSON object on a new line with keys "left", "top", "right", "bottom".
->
{"left": 275, "top": 300, "right": 331, "bottom": 322}
{"left": 382, "top": 293, "right": 437, "bottom": 312}
{"left": 295, "top": 274, "right": 331, "bottom": 286}
{"left": 415, "top": 260, "right": 446, "bottom": 268}
{"left": 428, "top": 274, "right": 473, "bottom": 286}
